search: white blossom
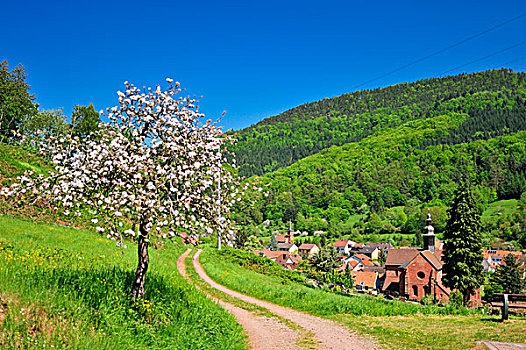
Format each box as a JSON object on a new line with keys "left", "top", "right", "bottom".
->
{"left": 2, "top": 78, "right": 241, "bottom": 248}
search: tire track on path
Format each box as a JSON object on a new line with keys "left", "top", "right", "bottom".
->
{"left": 192, "top": 249, "right": 382, "bottom": 350}
{"left": 177, "top": 248, "right": 305, "bottom": 350}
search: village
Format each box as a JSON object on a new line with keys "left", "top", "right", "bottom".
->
{"left": 253, "top": 215, "right": 526, "bottom": 307}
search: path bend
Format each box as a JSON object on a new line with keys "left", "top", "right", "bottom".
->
{"left": 177, "top": 249, "right": 303, "bottom": 350}
{"left": 192, "top": 249, "right": 381, "bottom": 350}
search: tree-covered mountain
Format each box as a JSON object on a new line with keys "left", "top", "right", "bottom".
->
{"left": 234, "top": 113, "right": 526, "bottom": 248}
{"left": 232, "top": 69, "right": 526, "bottom": 178}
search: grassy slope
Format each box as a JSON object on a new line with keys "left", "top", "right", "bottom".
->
{"left": 0, "top": 216, "right": 247, "bottom": 349}
{"left": 200, "top": 249, "right": 467, "bottom": 317}
{"left": 0, "top": 143, "right": 50, "bottom": 182}
{"left": 199, "top": 248, "right": 526, "bottom": 350}
{"left": 481, "top": 199, "right": 519, "bottom": 224}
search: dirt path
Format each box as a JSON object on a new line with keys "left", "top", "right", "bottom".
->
{"left": 177, "top": 249, "right": 304, "bottom": 350}
{"left": 191, "top": 249, "right": 381, "bottom": 350}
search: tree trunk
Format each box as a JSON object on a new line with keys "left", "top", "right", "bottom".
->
{"left": 131, "top": 222, "right": 149, "bottom": 299}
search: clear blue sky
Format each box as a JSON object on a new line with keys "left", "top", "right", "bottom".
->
{"left": 2, "top": 0, "right": 525, "bottom": 131}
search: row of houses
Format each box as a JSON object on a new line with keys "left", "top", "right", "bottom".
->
{"left": 273, "top": 226, "right": 321, "bottom": 259}
{"left": 334, "top": 239, "right": 392, "bottom": 260}
{"left": 257, "top": 215, "right": 525, "bottom": 303}
{"left": 335, "top": 214, "right": 525, "bottom": 304}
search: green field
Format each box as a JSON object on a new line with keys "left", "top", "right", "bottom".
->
{"left": 481, "top": 199, "right": 520, "bottom": 224}
{"left": 199, "top": 247, "right": 526, "bottom": 350}
{"left": 0, "top": 216, "right": 247, "bottom": 349}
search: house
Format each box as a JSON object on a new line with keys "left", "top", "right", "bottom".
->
{"left": 254, "top": 250, "right": 303, "bottom": 270}
{"left": 277, "top": 242, "right": 298, "bottom": 253}
{"left": 482, "top": 249, "right": 524, "bottom": 272}
{"left": 365, "top": 242, "right": 394, "bottom": 252}
{"left": 352, "top": 270, "right": 379, "bottom": 292}
{"left": 355, "top": 246, "right": 381, "bottom": 261}
{"left": 339, "top": 259, "right": 363, "bottom": 272}
{"left": 275, "top": 222, "right": 295, "bottom": 245}
{"left": 298, "top": 243, "right": 319, "bottom": 258}
{"left": 364, "top": 242, "right": 393, "bottom": 259}
{"left": 333, "top": 239, "right": 353, "bottom": 255}
{"left": 342, "top": 254, "right": 378, "bottom": 271}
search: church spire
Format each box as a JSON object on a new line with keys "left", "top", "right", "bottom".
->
{"left": 287, "top": 221, "right": 294, "bottom": 244}
{"left": 423, "top": 212, "right": 435, "bottom": 253}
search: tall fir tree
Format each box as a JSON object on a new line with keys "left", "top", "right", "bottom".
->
{"left": 442, "top": 183, "right": 484, "bottom": 306}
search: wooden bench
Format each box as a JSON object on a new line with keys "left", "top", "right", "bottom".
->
{"left": 491, "top": 293, "right": 526, "bottom": 320}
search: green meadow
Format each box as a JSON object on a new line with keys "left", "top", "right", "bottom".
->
{"left": 0, "top": 215, "right": 247, "bottom": 349}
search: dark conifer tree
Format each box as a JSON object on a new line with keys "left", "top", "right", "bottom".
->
{"left": 442, "top": 183, "right": 484, "bottom": 306}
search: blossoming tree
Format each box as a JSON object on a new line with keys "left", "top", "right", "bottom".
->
{"left": 2, "top": 79, "right": 239, "bottom": 298}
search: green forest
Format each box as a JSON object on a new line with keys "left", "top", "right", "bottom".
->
{"left": 232, "top": 69, "right": 526, "bottom": 178}
{"left": 232, "top": 71, "right": 526, "bottom": 249}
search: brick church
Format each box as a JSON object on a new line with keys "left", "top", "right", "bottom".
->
{"left": 384, "top": 214, "right": 469, "bottom": 304}
{"left": 383, "top": 214, "right": 481, "bottom": 305}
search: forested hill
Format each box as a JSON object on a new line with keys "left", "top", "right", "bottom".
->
{"left": 232, "top": 69, "right": 526, "bottom": 178}
{"left": 234, "top": 113, "right": 526, "bottom": 247}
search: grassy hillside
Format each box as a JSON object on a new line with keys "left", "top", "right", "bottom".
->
{"left": 200, "top": 248, "right": 526, "bottom": 350}
{"left": 0, "top": 216, "right": 246, "bottom": 349}
{"left": 0, "top": 143, "right": 50, "bottom": 187}
{"left": 232, "top": 69, "right": 526, "bottom": 177}
{"left": 200, "top": 248, "right": 466, "bottom": 317}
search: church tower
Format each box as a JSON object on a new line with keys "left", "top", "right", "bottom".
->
{"left": 423, "top": 212, "right": 435, "bottom": 253}
{"left": 287, "top": 221, "right": 294, "bottom": 244}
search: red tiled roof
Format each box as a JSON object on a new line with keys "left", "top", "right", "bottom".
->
{"left": 483, "top": 250, "right": 523, "bottom": 259}
{"left": 421, "top": 250, "right": 443, "bottom": 270}
{"left": 334, "top": 239, "right": 350, "bottom": 247}
{"left": 348, "top": 260, "right": 359, "bottom": 268}
{"left": 299, "top": 243, "right": 317, "bottom": 250}
{"left": 361, "top": 259, "right": 375, "bottom": 267}
{"left": 352, "top": 270, "right": 378, "bottom": 289}
{"left": 276, "top": 235, "right": 287, "bottom": 243}
{"left": 253, "top": 250, "right": 303, "bottom": 267}
{"left": 354, "top": 254, "right": 370, "bottom": 261}
{"left": 337, "top": 259, "right": 359, "bottom": 271}
{"left": 385, "top": 248, "right": 420, "bottom": 267}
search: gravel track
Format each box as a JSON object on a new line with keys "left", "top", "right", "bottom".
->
{"left": 177, "top": 249, "right": 303, "bottom": 350}
{"left": 191, "top": 249, "right": 381, "bottom": 350}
